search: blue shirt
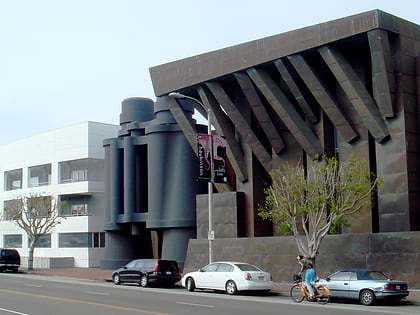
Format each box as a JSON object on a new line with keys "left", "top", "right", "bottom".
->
{"left": 305, "top": 267, "right": 316, "bottom": 283}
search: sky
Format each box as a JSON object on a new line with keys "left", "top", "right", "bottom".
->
{"left": 1, "top": 0, "right": 418, "bottom": 145}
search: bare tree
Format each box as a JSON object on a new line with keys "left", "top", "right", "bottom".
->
{"left": 258, "top": 154, "right": 381, "bottom": 264}
{"left": 5, "top": 193, "right": 66, "bottom": 271}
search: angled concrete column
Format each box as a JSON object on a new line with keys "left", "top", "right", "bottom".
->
{"left": 368, "top": 29, "right": 395, "bottom": 118}
{"left": 318, "top": 45, "right": 389, "bottom": 143}
{"left": 206, "top": 81, "right": 272, "bottom": 172}
{"left": 288, "top": 54, "right": 358, "bottom": 143}
{"left": 247, "top": 67, "right": 323, "bottom": 160}
{"left": 234, "top": 72, "right": 285, "bottom": 154}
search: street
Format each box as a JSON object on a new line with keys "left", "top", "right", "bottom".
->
{"left": 0, "top": 273, "right": 418, "bottom": 315}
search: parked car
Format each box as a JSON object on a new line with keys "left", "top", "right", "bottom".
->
{"left": 319, "top": 269, "right": 409, "bottom": 305}
{"left": 181, "top": 261, "right": 273, "bottom": 295}
{"left": 0, "top": 248, "right": 20, "bottom": 273}
{"left": 112, "top": 259, "right": 182, "bottom": 287}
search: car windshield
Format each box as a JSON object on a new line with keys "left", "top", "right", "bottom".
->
{"left": 235, "top": 263, "right": 261, "bottom": 271}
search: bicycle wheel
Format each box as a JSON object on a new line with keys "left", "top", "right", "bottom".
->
{"left": 315, "top": 285, "right": 330, "bottom": 305}
{"left": 290, "top": 284, "right": 305, "bottom": 303}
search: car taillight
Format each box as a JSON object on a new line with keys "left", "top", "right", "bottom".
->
{"left": 384, "top": 284, "right": 394, "bottom": 290}
{"left": 153, "top": 260, "right": 159, "bottom": 273}
{"left": 244, "top": 272, "right": 252, "bottom": 280}
{"left": 402, "top": 284, "right": 408, "bottom": 290}
{"left": 177, "top": 265, "right": 182, "bottom": 274}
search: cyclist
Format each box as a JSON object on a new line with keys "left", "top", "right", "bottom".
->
{"left": 305, "top": 263, "right": 316, "bottom": 299}
{"left": 297, "top": 255, "right": 315, "bottom": 299}
{"left": 297, "top": 255, "right": 310, "bottom": 275}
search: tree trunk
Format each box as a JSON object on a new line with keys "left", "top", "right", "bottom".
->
{"left": 27, "top": 241, "right": 36, "bottom": 271}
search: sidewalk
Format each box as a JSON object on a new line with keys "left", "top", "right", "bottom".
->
{"left": 25, "top": 267, "right": 113, "bottom": 282}
{"left": 24, "top": 268, "right": 420, "bottom": 304}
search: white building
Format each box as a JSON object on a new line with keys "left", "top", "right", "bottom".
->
{"left": 0, "top": 121, "right": 118, "bottom": 268}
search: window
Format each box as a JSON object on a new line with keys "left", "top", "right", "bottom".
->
{"left": 59, "top": 158, "right": 104, "bottom": 184}
{"left": 29, "top": 196, "right": 52, "bottom": 217}
{"left": 330, "top": 271, "right": 352, "bottom": 281}
{"left": 29, "top": 234, "right": 51, "bottom": 248}
{"left": 93, "top": 232, "right": 105, "bottom": 248}
{"left": 202, "top": 263, "right": 219, "bottom": 272}
{"left": 4, "top": 234, "right": 22, "bottom": 248}
{"left": 59, "top": 232, "right": 105, "bottom": 248}
{"left": 3, "top": 200, "right": 21, "bottom": 221}
{"left": 71, "top": 204, "right": 87, "bottom": 216}
{"left": 59, "top": 233, "right": 89, "bottom": 247}
{"left": 217, "top": 263, "right": 233, "bottom": 272}
{"left": 59, "top": 195, "right": 90, "bottom": 216}
{"left": 71, "top": 169, "right": 87, "bottom": 182}
{"left": 235, "top": 263, "right": 260, "bottom": 271}
{"left": 28, "top": 164, "right": 51, "bottom": 187}
{"left": 4, "top": 169, "right": 23, "bottom": 191}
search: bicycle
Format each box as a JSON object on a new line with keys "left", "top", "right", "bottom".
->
{"left": 290, "top": 274, "right": 331, "bottom": 304}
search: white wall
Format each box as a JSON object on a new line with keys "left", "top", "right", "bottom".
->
{"left": 0, "top": 121, "right": 119, "bottom": 268}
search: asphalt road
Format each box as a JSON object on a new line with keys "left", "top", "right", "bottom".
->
{"left": 0, "top": 273, "right": 419, "bottom": 315}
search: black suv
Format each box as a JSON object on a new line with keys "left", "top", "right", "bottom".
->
{"left": 0, "top": 248, "right": 20, "bottom": 273}
{"left": 112, "top": 259, "right": 181, "bottom": 287}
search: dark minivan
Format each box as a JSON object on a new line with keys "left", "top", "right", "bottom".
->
{"left": 112, "top": 259, "right": 181, "bottom": 287}
{"left": 0, "top": 248, "right": 20, "bottom": 273}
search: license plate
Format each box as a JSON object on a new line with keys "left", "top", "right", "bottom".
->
{"left": 166, "top": 271, "right": 172, "bottom": 275}
{"left": 258, "top": 276, "right": 264, "bottom": 280}
{"left": 396, "top": 285, "right": 400, "bottom": 290}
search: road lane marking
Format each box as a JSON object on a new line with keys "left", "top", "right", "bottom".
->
{"left": 24, "top": 284, "right": 42, "bottom": 288}
{"left": 83, "top": 291, "right": 110, "bottom": 296}
{"left": 0, "top": 288, "right": 172, "bottom": 315}
{"left": 0, "top": 307, "right": 28, "bottom": 315}
{"left": 176, "top": 301, "right": 215, "bottom": 308}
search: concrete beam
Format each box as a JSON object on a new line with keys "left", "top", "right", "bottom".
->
{"left": 288, "top": 54, "right": 358, "bottom": 143}
{"left": 206, "top": 81, "right": 272, "bottom": 172}
{"left": 162, "top": 96, "right": 199, "bottom": 155}
{"left": 197, "top": 86, "right": 248, "bottom": 182}
{"left": 234, "top": 72, "right": 285, "bottom": 154}
{"left": 318, "top": 45, "right": 389, "bottom": 143}
{"left": 368, "top": 29, "right": 395, "bottom": 118}
{"left": 274, "top": 59, "right": 318, "bottom": 124}
{"left": 246, "top": 67, "right": 323, "bottom": 160}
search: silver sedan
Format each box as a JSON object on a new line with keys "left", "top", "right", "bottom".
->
{"left": 319, "top": 269, "right": 409, "bottom": 305}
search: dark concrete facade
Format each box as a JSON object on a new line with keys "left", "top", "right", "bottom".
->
{"left": 184, "top": 232, "right": 420, "bottom": 288}
{"left": 150, "top": 10, "right": 420, "bottom": 234}
{"left": 147, "top": 10, "right": 420, "bottom": 285}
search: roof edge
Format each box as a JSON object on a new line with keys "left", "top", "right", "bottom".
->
{"left": 150, "top": 10, "right": 418, "bottom": 97}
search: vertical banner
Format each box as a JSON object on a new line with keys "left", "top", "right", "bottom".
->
{"left": 197, "top": 133, "right": 211, "bottom": 181}
{"left": 213, "top": 135, "right": 227, "bottom": 183}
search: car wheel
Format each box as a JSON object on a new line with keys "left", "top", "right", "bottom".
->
{"left": 140, "top": 274, "right": 149, "bottom": 287}
{"left": 360, "top": 289, "right": 375, "bottom": 306}
{"left": 225, "top": 280, "right": 238, "bottom": 295}
{"left": 113, "top": 273, "right": 121, "bottom": 285}
{"left": 186, "top": 277, "right": 196, "bottom": 292}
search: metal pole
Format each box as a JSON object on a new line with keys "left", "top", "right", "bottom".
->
{"left": 207, "top": 107, "right": 214, "bottom": 264}
{"left": 167, "top": 92, "right": 214, "bottom": 264}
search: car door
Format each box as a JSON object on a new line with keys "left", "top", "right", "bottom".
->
{"left": 326, "top": 271, "right": 352, "bottom": 298}
{"left": 132, "top": 260, "right": 145, "bottom": 282}
{"left": 347, "top": 272, "right": 362, "bottom": 299}
{"left": 209, "top": 263, "right": 233, "bottom": 290}
{"left": 119, "top": 260, "right": 137, "bottom": 282}
{"left": 195, "top": 263, "right": 219, "bottom": 289}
